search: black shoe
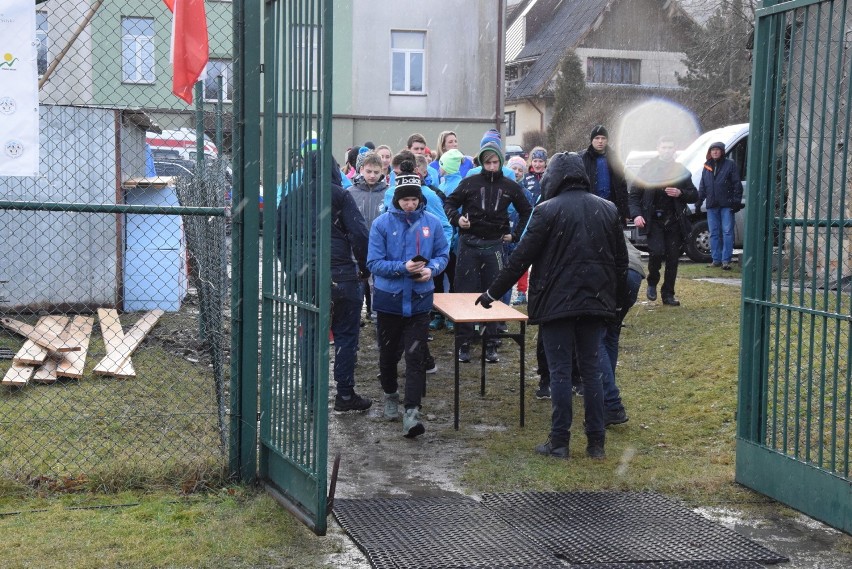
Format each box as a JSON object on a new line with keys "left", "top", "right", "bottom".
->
{"left": 334, "top": 393, "right": 372, "bottom": 412}
{"left": 534, "top": 385, "right": 551, "bottom": 399}
{"left": 458, "top": 344, "right": 471, "bottom": 363}
{"left": 496, "top": 322, "right": 508, "bottom": 333}
{"left": 605, "top": 408, "right": 629, "bottom": 427}
{"left": 662, "top": 296, "right": 681, "bottom": 306}
{"left": 646, "top": 285, "right": 657, "bottom": 301}
{"left": 425, "top": 357, "right": 438, "bottom": 374}
{"left": 535, "top": 435, "right": 569, "bottom": 458}
{"left": 485, "top": 344, "right": 500, "bottom": 363}
{"left": 427, "top": 333, "right": 434, "bottom": 341}
{"left": 572, "top": 384, "right": 584, "bottom": 397}
{"left": 722, "top": 263, "right": 732, "bottom": 271}
{"left": 706, "top": 262, "right": 722, "bottom": 268}
{"left": 586, "top": 433, "right": 606, "bottom": 459}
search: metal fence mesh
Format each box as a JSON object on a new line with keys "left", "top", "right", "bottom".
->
{"left": 0, "top": 0, "right": 233, "bottom": 487}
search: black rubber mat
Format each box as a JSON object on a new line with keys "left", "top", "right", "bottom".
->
{"left": 481, "top": 492, "right": 788, "bottom": 566}
{"left": 571, "top": 563, "right": 766, "bottom": 568}
{"left": 333, "top": 496, "right": 564, "bottom": 568}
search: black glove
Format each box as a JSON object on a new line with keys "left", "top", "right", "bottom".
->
{"left": 358, "top": 269, "right": 371, "bottom": 280}
{"left": 732, "top": 203, "right": 744, "bottom": 213}
{"left": 475, "top": 291, "right": 495, "bottom": 309}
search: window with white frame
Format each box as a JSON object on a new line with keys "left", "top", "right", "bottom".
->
{"left": 294, "top": 24, "right": 319, "bottom": 91}
{"left": 390, "top": 31, "right": 425, "bottom": 93}
{"left": 122, "top": 17, "right": 155, "bottom": 84}
{"left": 586, "top": 57, "right": 640, "bottom": 85}
{"left": 36, "top": 11, "right": 49, "bottom": 77}
{"left": 203, "top": 59, "right": 233, "bottom": 102}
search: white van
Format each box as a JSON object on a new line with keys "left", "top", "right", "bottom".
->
{"left": 625, "top": 123, "right": 748, "bottom": 262}
{"left": 147, "top": 128, "right": 219, "bottom": 162}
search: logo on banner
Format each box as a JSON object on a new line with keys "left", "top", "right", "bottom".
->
{"left": 0, "top": 97, "right": 15, "bottom": 114}
{"left": 4, "top": 140, "right": 24, "bottom": 158}
{"left": 0, "top": 52, "right": 19, "bottom": 70}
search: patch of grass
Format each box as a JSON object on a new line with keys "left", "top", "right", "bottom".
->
{"left": 454, "top": 276, "right": 753, "bottom": 506}
{"left": 0, "top": 311, "right": 226, "bottom": 492}
{"left": 0, "top": 488, "right": 335, "bottom": 569}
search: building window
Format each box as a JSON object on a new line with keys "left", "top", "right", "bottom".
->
{"left": 36, "top": 11, "right": 48, "bottom": 77}
{"left": 586, "top": 58, "right": 640, "bottom": 85}
{"left": 122, "top": 17, "right": 155, "bottom": 84}
{"left": 506, "top": 111, "right": 516, "bottom": 136}
{"left": 390, "top": 31, "right": 425, "bottom": 93}
{"left": 294, "top": 25, "right": 320, "bottom": 91}
{"left": 203, "top": 59, "right": 233, "bottom": 102}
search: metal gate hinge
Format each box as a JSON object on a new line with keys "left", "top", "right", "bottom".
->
{"left": 259, "top": 64, "right": 264, "bottom": 73}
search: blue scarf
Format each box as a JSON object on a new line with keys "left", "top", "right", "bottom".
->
{"left": 596, "top": 155, "right": 611, "bottom": 200}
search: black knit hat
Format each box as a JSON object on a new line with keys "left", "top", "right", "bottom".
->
{"left": 392, "top": 160, "right": 423, "bottom": 209}
{"left": 590, "top": 125, "right": 609, "bottom": 140}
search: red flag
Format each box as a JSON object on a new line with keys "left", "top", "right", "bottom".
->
{"left": 163, "top": 0, "right": 209, "bottom": 104}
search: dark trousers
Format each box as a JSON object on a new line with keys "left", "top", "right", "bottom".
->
{"left": 331, "top": 280, "right": 363, "bottom": 397}
{"left": 454, "top": 235, "right": 503, "bottom": 346}
{"left": 377, "top": 311, "right": 429, "bottom": 409}
{"left": 647, "top": 222, "right": 683, "bottom": 299}
{"left": 541, "top": 317, "right": 605, "bottom": 442}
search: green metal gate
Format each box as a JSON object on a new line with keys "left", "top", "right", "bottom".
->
{"left": 738, "top": 0, "right": 852, "bottom": 533}
{"left": 232, "top": 0, "right": 334, "bottom": 535}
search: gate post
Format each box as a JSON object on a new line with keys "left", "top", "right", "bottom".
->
{"left": 229, "top": 0, "right": 263, "bottom": 483}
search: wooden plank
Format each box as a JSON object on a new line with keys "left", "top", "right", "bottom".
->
{"left": 2, "top": 362, "right": 36, "bottom": 386}
{"left": 0, "top": 317, "right": 81, "bottom": 353}
{"left": 31, "top": 356, "right": 59, "bottom": 384}
{"left": 13, "top": 316, "right": 70, "bottom": 365}
{"left": 56, "top": 316, "right": 95, "bottom": 380}
{"left": 93, "top": 308, "right": 134, "bottom": 378}
{"left": 93, "top": 310, "right": 163, "bottom": 378}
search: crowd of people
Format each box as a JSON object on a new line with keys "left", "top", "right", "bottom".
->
{"left": 279, "top": 125, "right": 739, "bottom": 457}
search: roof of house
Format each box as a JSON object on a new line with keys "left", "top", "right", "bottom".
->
{"left": 507, "top": 0, "right": 611, "bottom": 101}
{"left": 506, "top": 0, "right": 696, "bottom": 102}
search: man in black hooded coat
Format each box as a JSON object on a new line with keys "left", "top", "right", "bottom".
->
{"left": 476, "top": 152, "right": 628, "bottom": 459}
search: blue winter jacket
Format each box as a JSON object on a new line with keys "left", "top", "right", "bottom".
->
{"left": 368, "top": 204, "right": 450, "bottom": 317}
{"left": 382, "top": 184, "right": 453, "bottom": 247}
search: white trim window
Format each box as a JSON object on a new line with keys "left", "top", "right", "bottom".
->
{"left": 36, "top": 11, "right": 49, "bottom": 77}
{"left": 122, "top": 17, "right": 155, "bottom": 84}
{"left": 586, "top": 57, "right": 640, "bottom": 85}
{"left": 390, "top": 31, "right": 425, "bottom": 93}
{"left": 203, "top": 59, "right": 233, "bottom": 102}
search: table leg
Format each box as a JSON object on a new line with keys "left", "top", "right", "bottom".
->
{"left": 480, "top": 331, "right": 486, "bottom": 396}
{"left": 454, "top": 324, "right": 460, "bottom": 430}
{"left": 520, "top": 322, "right": 526, "bottom": 427}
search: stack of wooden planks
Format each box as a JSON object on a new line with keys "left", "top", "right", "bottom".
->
{"left": 0, "top": 309, "right": 163, "bottom": 387}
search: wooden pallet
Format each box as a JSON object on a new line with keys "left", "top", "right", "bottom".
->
{"left": 93, "top": 309, "right": 163, "bottom": 379}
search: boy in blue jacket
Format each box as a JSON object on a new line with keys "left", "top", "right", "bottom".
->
{"left": 368, "top": 164, "right": 449, "bottom": 438}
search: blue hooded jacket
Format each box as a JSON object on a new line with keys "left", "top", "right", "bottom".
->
{"left": 368, "top": 203, "right": 449, "bottom": 317}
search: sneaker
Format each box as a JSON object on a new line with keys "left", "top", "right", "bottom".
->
{"left": 722, "top": 263, "right": 732, "bottom": 271}
{"left": 535, "top": 435, "right": 569, "bottom": 458}
{"left": 425, "top": 362, "right": 438, "bottom": 374}
{"left": 513, "top": 292, "right": 527, "bottom": 305}
{"left": 427, "top": 333, "right": 434, "bottom": 342}
{"left": 496, "top": 322, "right": 508, "bottom": 333}
{"left": 334, "top": 392, "right": 372, "bottom": 412}
{"left": 646, "top": 285, "right": 657, "bottom": 301}
{"left": 534, "top": 385, "right": 551, "bottom": 399}
{"left": 458, "top": 344, "right": 471, "bottom": 363}
{"left": 605, "top": 408, "right": 629, "bottom": 427}
{"left": 383, "top": 392, "right": 399, "bottom": 421}
{"left": 572, "top": 384, "right": 584, "bottom": 397}
{"left": 429, "top": 315, "right": 445, "bottom": 330}
{"left": 706, "top": 261, "right": 722, "bottom": 268}
{"left": 445, "top": 320, "right": 455, "bottom": 332}
{"left": 402, "top": 408, "right": 425, "bottom": 438}
{"left": 662, "top": 296, "right": 681, "bottom": 306}
{"left": 329, "top": 331, "right": 335, "bottom": 345}
{"left": 485, "top": 344, "right": 500, "bottom": 363}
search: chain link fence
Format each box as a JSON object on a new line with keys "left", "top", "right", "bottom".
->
{"left": 0, "top": 0, "right": 234, "bottom": 489}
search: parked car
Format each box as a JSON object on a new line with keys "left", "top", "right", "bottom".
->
{"left": 147, "top": 128, "right": 219, "bottom": 162}
{"left": 624, "top": 123, "right": 749, "bottom": 262}
{"left": 505, "top": 144, "right": 527, "bottom": 161}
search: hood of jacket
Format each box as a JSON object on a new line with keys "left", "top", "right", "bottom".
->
{"left": 705, "top": 141, "right": 726, "bottom": 160}
{"left": 539, "top": 152, "right": 590, "bottom": 201}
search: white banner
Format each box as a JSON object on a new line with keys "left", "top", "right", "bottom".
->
{"left": 0, "top": 2, "right": 39, "bottom": 177}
